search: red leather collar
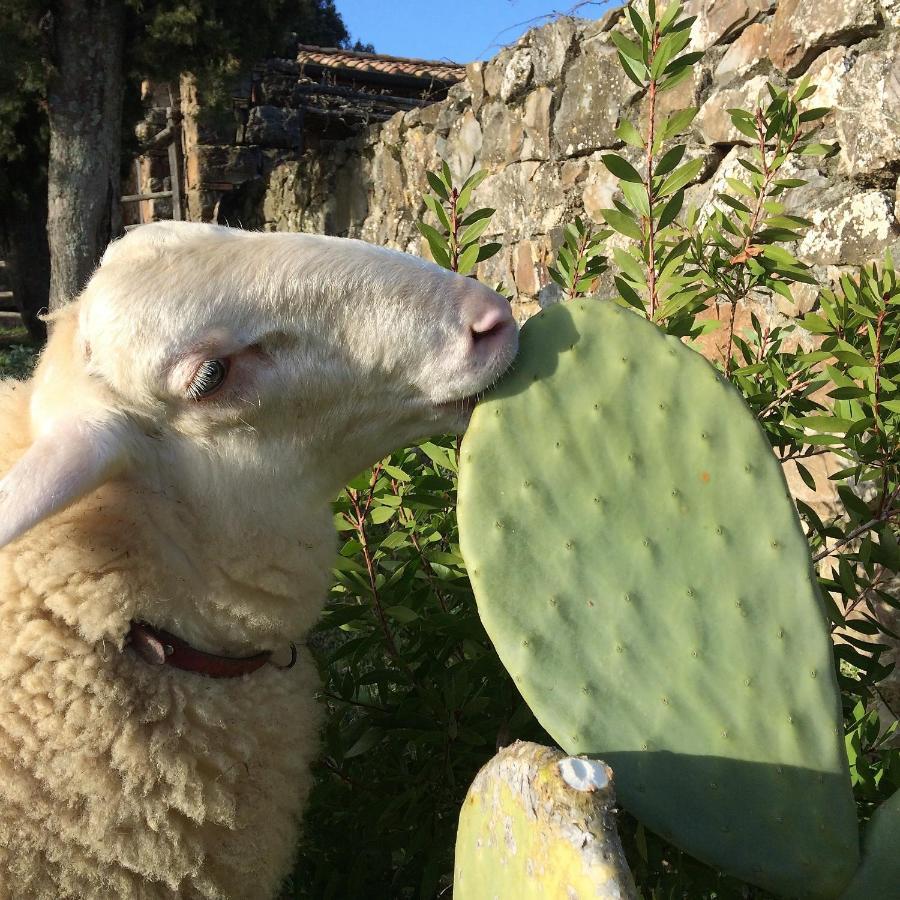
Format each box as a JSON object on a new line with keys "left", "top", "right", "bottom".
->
{"left": 127, "top": 621, "right": 296, "bottom": 678}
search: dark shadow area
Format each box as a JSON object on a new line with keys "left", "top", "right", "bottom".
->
{"left": 490, "top": 301, "right": 581, "bottom": 399}
{"left": 599, "top": 750, "right": 860, "bottom": 899}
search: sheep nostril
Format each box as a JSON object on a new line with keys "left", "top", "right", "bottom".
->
{"left": 471, "top": 319, "right": 506, "bottom": 344}
{"left": 469, "top": 307, "right": 510, "bottom": 345}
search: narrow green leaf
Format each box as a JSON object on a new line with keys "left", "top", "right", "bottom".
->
{"left": 602, "top": 153, "right": 644, "bottom": 183}
{"left": 615, "top": 120, "right": 645, "bottom": 148}
{"left": 416, "top": 221, "right": 451, "bottom": 268}
{"left": 654, "top": 143, "right": 686, "bottom": 178}
{"left": 602, "top": 207, "right": 643, "bottom": 240}
{"left": 621, "top": 179, "right": 651, "bottom": 218}
{"left": 799, "top": 107, "right": 830, "bottom": 123}
{"left": 457, "top": 242, "right": 480, "bottom": 275}
{"left": 613, "top": 246, "right": 646, "bottom": 284}
{"left": 662, "top": 107, "right": 699, "bottom": 139}
{"left": 658, "top": 63, "right": 693, "bottom": 93}
{"left": 426, "top": 171, "right": 449, "bottom": 201}
{"left": 658, "top": 157, "right": 703, "bottom": 197}
{"left": 457, "top": 169, "right": 488, "bottom": 212}
{"left": 459, "top": 216, "right": 491, "bottom": 247}
{"left": 476, "top": 242, "right": 502, "bottom": 262}
{"left": 795, "top": 463, "right": 816, "bottom": 491}
{"left": 618, "top": 50, "right": 649, "bottom": 86}
{"left": 614, "top": 275, "right": 645, "bottom": 311}
{"left": 610, "top": 30, "right": 644, "bottom": 61}
{"left": 663, "top": 50, "right": 703, "bottom": 75}
{"left": 423, "top": 194, "right": 451, "bottom": 231}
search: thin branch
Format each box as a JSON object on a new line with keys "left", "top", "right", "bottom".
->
{"left": 347, "top": 487, "right": 404, "bottom": 666}
{"left": 812, "top": 490, "right": 900, "bottom": 562}
{"left": 756, "top": 370, "right": 814, "bottom": 420}
{"left": 644, "top": 20, "right": 661, "bottom": 317}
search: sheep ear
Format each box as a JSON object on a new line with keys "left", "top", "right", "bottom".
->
{"left": 0, "top": 417, "right": 129, "bottom": 548}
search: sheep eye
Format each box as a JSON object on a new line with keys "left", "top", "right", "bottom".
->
{"left": 188, "top": 359, "right": 229, "bottom": 400}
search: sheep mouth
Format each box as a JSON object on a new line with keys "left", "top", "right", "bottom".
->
{"left": 435, "top": 394, "right": 479, "bottom": 415}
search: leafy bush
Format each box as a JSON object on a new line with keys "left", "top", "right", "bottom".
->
{"left": 0, "top": 337, "right": 37, "bottom": 380}
{"left": 292, "top": 3, "right": 897, "bottom": 896}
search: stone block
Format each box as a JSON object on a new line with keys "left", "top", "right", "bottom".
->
{"left": 769, "top": 0, "right": 881, "bottom": 76}
{"left": 552, "top": 41, "right": 638, "bottom": 157}
{"left": 522, "top": 87, "right": 553, "bottom": 160}
{"left": 500, "top": 48, "right": 534, "bottom": 102}
{"left": 695, "top": 75, "right": 771, "bottom": 144}
{"left": 530, "top": 16, "right": 577, "bottom": 84}
{"left": 672, "top": 0, "right": 773, "bottom": 50}
{"left": 465, "top": 61, "right": 485, "bottom": 116}
{"left": 480, "top": 102, "right": 524, "bottom": 168}
{"left": 715, "top": 22, "right": 770, "bottom": 83}
{"left": 796, "top": 187, "right": 900, "bottom": 266}
{"left": 186, "top": 145, "right": 261, "bottom": 191}
{"left": 834, "top": 36, "right": 900, "bottom": 178}
{"left": 582, "top": 155, "right": 620, "bottom": 223}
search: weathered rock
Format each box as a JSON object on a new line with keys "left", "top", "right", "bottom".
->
{"left": 465, "top": 62, "right": 485, "bottom": 116}
{"left": 522, "top": 87, "right": 553, "bottom": 160}
{"left": 186, "top": 145, "right": 262, "bottom": 191}
{"left": 512, "top": 237, "right": 554, "bottom": 295}
{"left": 499, "top": 47, "right": 534, "bottom": 102}
{"left": 803, "top": 46, "right": 853, "bottom": 113}
{"left": 475, "top": 161, "right": 568, "bottom": 240}
{"left": 884, "top": 0, "right": 900, "bottom": 28}
{"left": 445, "top": 109, "right": 482, "bottom": 180}
{"left": 529, "top": 16, "right": 577, "bottom": 84}
{"left": 796, "top": 186, "right": 899, "bottom": 265}
{"left": 695, "top": 75, "right": 771, "bottom": 144}
{"left": 483, "top": 48, "right": 511, "bottom": 98}
{"left": 715, "top": 23, "right": 770, "bottom": 82}
{"left": 834, "top": 35, "right": 900, "bottom": 178}
{"left": 581, "top": 154, "right": 619, "bottom": 223}
{"left": 769, "top": 0, "right": 881, "bottom": 76}
{"left": 689, "top": 0, "right": 774, "bottom": 49}
{"left": 480, "top": 102, "right": 524, "bottom": 167}
{"left": 552, "top": 41, "right": 637, "bottom": 157}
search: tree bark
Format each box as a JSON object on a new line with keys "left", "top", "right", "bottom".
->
{"left": 46, "top": 0, "right": 125, "bottom": 310}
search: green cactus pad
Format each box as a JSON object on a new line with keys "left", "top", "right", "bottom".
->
{"left": 458, "top": 301, "right": 858, "bottom": 897}
{"left": 454, "top": 741, "right": 636, "bottom": 900}
{"left": 840, "top": 789, "right": 900, "bottom": 899}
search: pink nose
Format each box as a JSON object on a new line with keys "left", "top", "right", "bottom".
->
{"left": 459, "top": 282, "right": 516, "bottom": 351}
{"left": 469, "top": 305, "right": 510, "bottom": 343}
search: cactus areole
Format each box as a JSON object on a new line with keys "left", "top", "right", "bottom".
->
{"left": 458, "top": 301, "right": 859, "bottom": 897}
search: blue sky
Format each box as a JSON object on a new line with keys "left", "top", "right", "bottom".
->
{"left": 337, "top": 1, "right": 615, "bottom": 64}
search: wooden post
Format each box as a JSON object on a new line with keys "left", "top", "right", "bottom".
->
{"left": 167, "top": 117, "right": 184, "bottom": 221}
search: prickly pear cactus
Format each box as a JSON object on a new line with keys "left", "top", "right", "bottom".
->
{"left": 454, "top": 741, "right": 636, "bottom": 900}
{"left": 458, "top": 301, "right": 858, "bottom": 897}
{"left": 840, "top": 789, "right": 900, "bottom": 899}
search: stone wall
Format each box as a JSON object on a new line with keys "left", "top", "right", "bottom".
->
{"left": 222, "top": 0, "right": 899, "bottom": 330}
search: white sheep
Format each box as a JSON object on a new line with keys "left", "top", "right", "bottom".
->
{"left": 0, "top": 222, "right": 517, "bottom": 899}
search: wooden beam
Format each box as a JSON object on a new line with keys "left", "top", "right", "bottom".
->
{"left": 121, "top": 190, "right": 174, "bottom": 202}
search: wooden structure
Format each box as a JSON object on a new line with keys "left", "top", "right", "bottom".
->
{"left": 128, "top": 45, "right": 464, "bottom": 225}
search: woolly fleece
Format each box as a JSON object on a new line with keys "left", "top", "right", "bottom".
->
{"left": 0, "top": 223, "right": 516, "bottom": 898}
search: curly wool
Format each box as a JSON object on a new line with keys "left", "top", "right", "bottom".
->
{"left": 0, "top": 222, "right": 515, "bottom": 898}
{"left": 0, "top": 379, "right": 324, "bottom": 899}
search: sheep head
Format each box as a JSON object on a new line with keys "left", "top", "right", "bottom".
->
{"left": 0, "top": 222, "right": 518, "bottom": 549}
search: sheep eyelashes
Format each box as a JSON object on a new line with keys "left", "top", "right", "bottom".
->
{"left": 0, "top": 221, "right": 517, "bottom": 899}
{"left": 187, "top": 358, "right": 230, "bottom": 400}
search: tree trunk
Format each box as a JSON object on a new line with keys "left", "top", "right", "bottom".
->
{"left": 46, "top": 0, "right": 125, "bottom": 310}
